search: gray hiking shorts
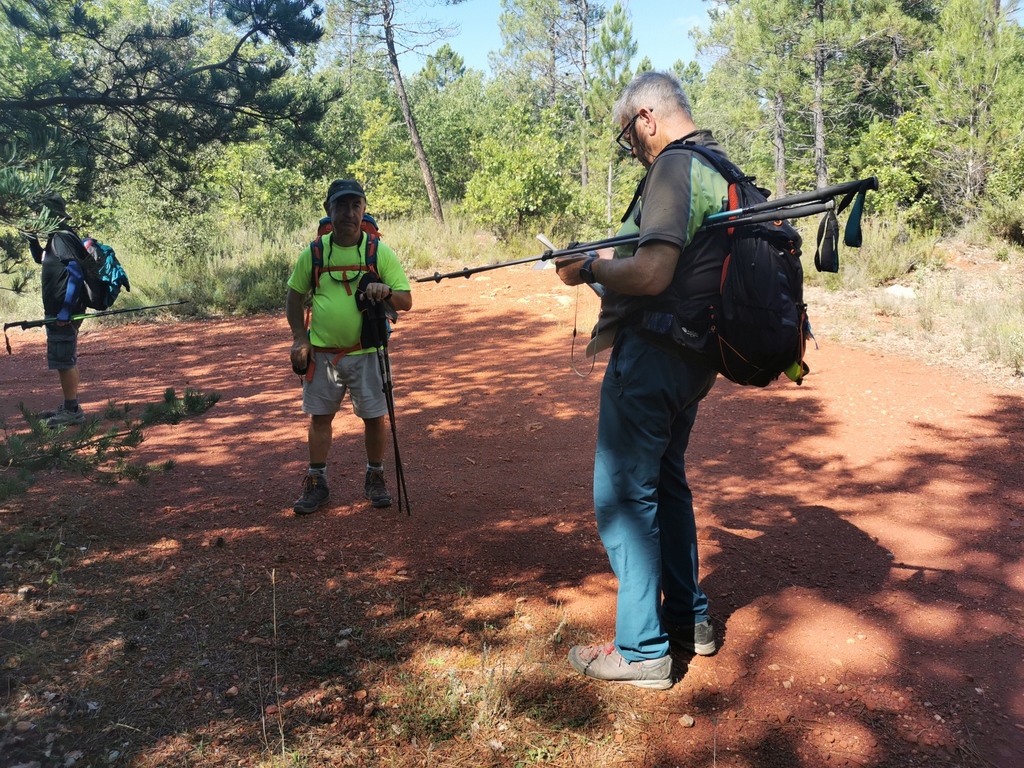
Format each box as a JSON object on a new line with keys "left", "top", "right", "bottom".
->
{"left": 45, "top": 321, "right": 81, "bottom": 370}
{"left": 302, "top": 351, "right": 388, "bottom": 419}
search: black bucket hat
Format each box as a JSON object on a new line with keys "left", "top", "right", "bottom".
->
{"left": 38, "top": 192, "right": 70, "bottom": 221}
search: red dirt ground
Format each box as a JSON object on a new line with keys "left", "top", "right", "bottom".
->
{"left": 2, "top": 267, "right": 1023, "bottom": 767}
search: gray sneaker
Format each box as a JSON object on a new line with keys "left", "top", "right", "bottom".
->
{"left": 666, "top": 619, "right": 717, "bottom": 656}
{"left": 45, "top": 404, "right": 86, "bottom": 428}
{"left": 568, "top": 642, "right": 672, "bottom": 689}
{"left": 364, "top": 468, "right": 392, "bottom": 508}
{"left": 294, "top": 474, "right": 329, "bottom": 516}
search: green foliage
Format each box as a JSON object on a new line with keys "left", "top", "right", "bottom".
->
{"left": 0, "top": 388, "right": 219, "bottom": 501}
{"left": 210, "top": 141, "right": 309, "bottom": 237}
{"left": 980, "top": 196, "right": 1024, "bottom": 246}
{"left": 0, "top": 0, "right": 330, "bottom": 184}
{"left": 420, "top": 44, "right": 467, "bottom": 90}
{"left": 464, "top": 119, "right": 576, "bottom": 238}
{"left": 587, "top": 2, "right": 636, "bottom": 125}
{"left": 803, "top": 216, "right": 943, "bottom": 291}
{"left": 850, "top": 113, "right": 940, "bottom": 227}
{"left": 139, "top": 388, "right": 221, "bottom": 426}
{"left": 410, "top": 66, "right": 489, "bottom": 202}
{"left": 381, "top": 210, "right": 499, "bottom": 271}
{"left": 917, "top": 0, "right": 1024, "bottom": 222}
{"left": 350, "top": 98, "right": 421, "bottom": 218}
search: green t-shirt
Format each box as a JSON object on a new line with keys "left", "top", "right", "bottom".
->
{"left": 287, "top": 232, "right": 411, "bottom": 352}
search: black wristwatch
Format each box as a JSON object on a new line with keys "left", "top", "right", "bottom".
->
{"left": 579, "top": 253, "right": 598, "bottom": 285}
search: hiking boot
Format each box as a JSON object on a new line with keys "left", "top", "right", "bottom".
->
{"left": 568, "top": 642, "right": 673, "bottom": 690}
{"left": 665, "top": 619, "right": 717, "bottom": 656}
{"left": 45, "top": 404, "right": 86, "bottom": 428}
{"left": 364, "top": 468, "right": 392, "bottom": 508}
{"left": 294, "top": 474, "right": 329, "bottom": 516}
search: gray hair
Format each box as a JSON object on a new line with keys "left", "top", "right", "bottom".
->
{"left": 613, "top": 71, "right": 692, "bottom": 125}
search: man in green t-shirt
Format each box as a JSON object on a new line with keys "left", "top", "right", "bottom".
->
{"left": 286, "top": 179, "right": 412, "bottom": 516}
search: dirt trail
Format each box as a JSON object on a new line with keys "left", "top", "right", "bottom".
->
{"left": 2, "top": 267, "right": 1023, "bottom": 767}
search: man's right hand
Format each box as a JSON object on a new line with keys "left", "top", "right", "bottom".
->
{"left": 290, "top": 340, "right": 312, "bottom": 375}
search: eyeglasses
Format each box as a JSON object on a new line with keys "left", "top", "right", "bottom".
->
{"left": 615, "top": 109, "right": 652, "bottom": 153}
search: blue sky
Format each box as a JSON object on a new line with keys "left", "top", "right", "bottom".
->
{"left": 407, "top": 0, "right": 712, "bottom": 77}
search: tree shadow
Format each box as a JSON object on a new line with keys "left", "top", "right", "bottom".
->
{"left": 2, "top": 274, "right": 1022, "bottom": 767}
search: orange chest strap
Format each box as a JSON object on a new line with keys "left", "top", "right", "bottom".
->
{"left": 314, "top": 264, "right": 372, "bottom": 295}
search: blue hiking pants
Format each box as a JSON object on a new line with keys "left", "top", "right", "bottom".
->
{"left": 593, "top": 328, "right": 718, "bottom": 661}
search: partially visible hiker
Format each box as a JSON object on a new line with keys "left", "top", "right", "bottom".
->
{"left": 285, "top": 179, "right": 412, "bottom": 516}
{"left": 27, "top": 193, "right": 89, "bottom": 428}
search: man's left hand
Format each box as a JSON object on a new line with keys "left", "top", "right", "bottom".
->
{"left": 554, "top": 255, "right": 589, "bottom": 287}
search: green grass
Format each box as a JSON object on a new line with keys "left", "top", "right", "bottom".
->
{"left": 6, "top": 210, "right": 1024, "bottom": 381}
{"left": 801, "top": 215, "right": 944, "bottom": 291}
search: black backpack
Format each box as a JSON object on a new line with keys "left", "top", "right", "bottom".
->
{"left": 644, "top": 143, "right": 810, "bottom": 387}
{"left": 79, "top": 237, "right": 130, "bottom": 310}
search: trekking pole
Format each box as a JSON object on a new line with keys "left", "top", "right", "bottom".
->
{"left": 416, "top": 234, "right": 641, "bottom": 283}
{"left": 377, "top": 342, "right": 410, "bottom": 516}
{"left": 3, "top": 299, "right": 190, "bottom": 354}
{"left": 417, "top": 176, "right": 878, "bottom": 284}
{"left": 713, "top": 176, "right": 878, "bottom": 220}
{"left": 358, "top": 286, "right": 410, "bottom": 516}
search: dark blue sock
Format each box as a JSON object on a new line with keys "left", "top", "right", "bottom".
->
{"left": 64, "top": 399, "right": 79, "bottom": 412}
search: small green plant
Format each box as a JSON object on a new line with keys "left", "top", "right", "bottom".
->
{"left": 394, "top": 668, "right": 471, "bottom": 741}
{"left": 140, "top": 388, "right": 221, "bottom": 426}
{"left": 44, "top": 536, "right": 66, "bottom": 586}
{"left": 0, "top": 388, "right": 219, "bottom": 500}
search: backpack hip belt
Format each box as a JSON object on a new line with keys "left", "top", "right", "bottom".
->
{"left": 304, "top": 343, "right": 365, "bottom": 382}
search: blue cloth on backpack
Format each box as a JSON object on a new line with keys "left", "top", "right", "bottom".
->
{"left": 58, "top": 259, "right": 84, "bottom": 322}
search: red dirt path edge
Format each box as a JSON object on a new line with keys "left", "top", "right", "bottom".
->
{"left": 2, "top": 267, "right": 1023, "bottom": 767}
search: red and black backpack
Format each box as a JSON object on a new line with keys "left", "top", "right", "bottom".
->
{"left": 309, "top": 213, "right": 383, "bottom": 294}
{"left": 304, "top": 213, "right": 395, "bottom": 355}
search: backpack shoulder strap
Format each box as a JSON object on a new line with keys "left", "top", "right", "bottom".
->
{"left": 310, "top": 237, "right": 324, "bottom": 290}
{"left": 620, "top": 175, "right": 647, "bottom": 224}
{"left": 365, "top": 233, "right": 380, "bottom": 275}
{"left": 672, "top": 141, "right": 746, "bottom": 184}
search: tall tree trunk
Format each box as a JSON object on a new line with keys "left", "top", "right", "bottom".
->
{"left": 772, "top": 90, "right": 786, "bottom": 198}
{"left": 577, "top": 0, "right": 590, "bottom": 189}
{"left": 381, "top": 2, "right": 444, "bottom": 222}
{"left": 813, "top": 0, "right": 828, "bottom": 189}
{"left": 606, "top": 161, "right": 613, "bottom": 235}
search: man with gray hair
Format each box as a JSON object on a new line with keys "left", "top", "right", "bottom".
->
{"left": 555, "top": 71, "right": 730, "bottom": 689}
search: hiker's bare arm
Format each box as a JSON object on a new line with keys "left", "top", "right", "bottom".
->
{"left": 286, "top": 288, "right": 309, "bottom": 344}
{"left": 554, "top": 240, "right": 680, "bottom": 295}
{"left": 388, "top": 290, "right": 412, "bottom": 312}
{"left": 285, "top": 289, "right": 312, "bottom": 374}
